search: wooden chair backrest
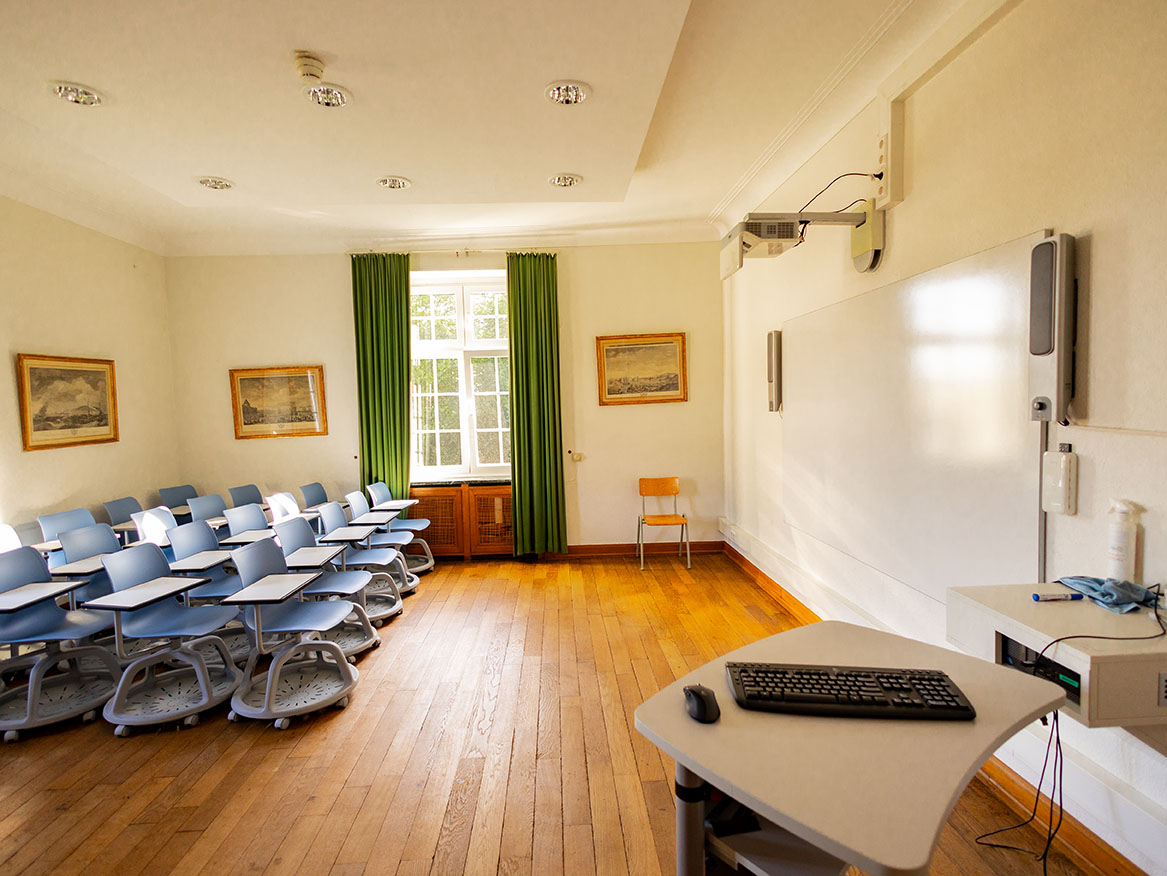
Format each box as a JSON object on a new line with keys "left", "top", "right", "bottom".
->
{"left": 639, "top": 477, "right": 680, "bottom": 497}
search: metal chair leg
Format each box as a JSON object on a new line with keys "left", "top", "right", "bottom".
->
{"left": 685, "top": 521, "right": 691, "bottom": 569}
{"left": 638, "top": 518, "right": 644, "bottom": 570}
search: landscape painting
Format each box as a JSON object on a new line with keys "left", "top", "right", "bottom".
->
{"left": 229, "top": 365, "right": 328, "bottom": 439}
{"left": 596, "top": 333, "right": 688, "bottom": 406}
{"left": 16, "top": 354, "right": 119, "bottom": 451}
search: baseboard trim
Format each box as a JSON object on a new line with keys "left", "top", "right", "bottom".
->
{"left": 721, "top": 541, "right": 1146, "bottom": 876}
{"left": 551, "top": 540, "right": 726, "bottom": 559}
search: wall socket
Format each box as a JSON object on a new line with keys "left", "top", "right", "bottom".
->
{"left": 1160, "top": 671, "right": 1167, "bottom": 707}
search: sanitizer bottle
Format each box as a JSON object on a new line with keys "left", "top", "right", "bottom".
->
{"left": 1107, "top": 499, "right": 1139, "bottom": 583}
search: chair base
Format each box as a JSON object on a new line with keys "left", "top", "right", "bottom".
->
{"left": 403, "top": 538, "right": 435, "bottom": 574}
{"left": 0, "top": 643, "right": 121, "bottom": 739}
{"left": 104, "top": 636, "right": 242, "bottom": 732}
{"left": 229, "top": 635, "right": 358, "bottom": 728}
{"left": 638, "top": 518, "right": 691, "bottom": 571}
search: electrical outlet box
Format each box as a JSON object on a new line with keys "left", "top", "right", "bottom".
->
{"left": 947, "top": 584, "right": 1167, "bottom": 727}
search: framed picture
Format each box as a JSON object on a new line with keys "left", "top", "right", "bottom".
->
{"left": 229, "top": 365, "right": 328, "bottom": 440}
{"left": 596, "top": 332, "right": 688, "bottom": 406}
{"left": 16, "top": 353, "right": 119, "bottom": 451}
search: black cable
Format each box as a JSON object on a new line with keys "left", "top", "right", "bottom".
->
{"left": 798, "top": 172, "right": 877, "bottom": 212}
{"left": 1035, "top": 583, "right": 1165, "bottom": 663}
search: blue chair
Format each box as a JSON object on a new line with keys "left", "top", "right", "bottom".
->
{"left": 158, "top": 484, "right": 198, "bottom": 509}
{"left": 168, "top": 521, "right": 243, "bottom": 600}
{"left": 347, "top": 490, "right": 433, "bottom": 573}
{"left": 37, "top": 508, "right": 97, "bottom": 569}
{"left": 0, "top": 547, "right": 119, "bottom": 742}
{"left": 229, "top": 484, "right": 263, "bottom": 507}
{"left": 224, "top": 503, "right": 269, "bottom": 536}
{"left": 267, "top": 491, "right": 321, "bottom": 533}
{"left": 0, "top": 524, "right": 21, "bottom": 554}
{"left": 103, "top": 497, "right": 142, "bottom": 526}
{"left": 319, "top": 501, "right": 415, "bottom": 597}
{"left": 99, "top": 544, "right": 241, "bottom": 736}
{"left": 301, "top": 482, "right": 328, "bottom": 509}
{"left": 226, "top": 538, "right": 360, "bottom": 729}
{"left": 58, "top": 523, "right": 120, "bottom": 603}
{"left": 272, "top": 517, "right": 379, "bottom": 654}
{"left": 189, "top": 494, "right": 230, "bottom": 543}
{"left": 130, "top": 507, "right": 177, "bottom": 561}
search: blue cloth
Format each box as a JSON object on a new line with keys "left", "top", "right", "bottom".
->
{"left": 1056, "top": 577, "right": 1161, "bottom": 613}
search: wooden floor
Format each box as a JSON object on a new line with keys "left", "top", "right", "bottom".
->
{"left": 0, "top": 555, "right": 1092, "bottom": 876}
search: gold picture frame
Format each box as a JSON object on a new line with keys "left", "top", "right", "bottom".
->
{"left": 16, "top": 353, "right": 119, "bottom": 451}
{"left": 229, "top": 365, "right": 328, "bottom": 440}
{"left": 596, "top": 332, "right": 688, "bottom": 406}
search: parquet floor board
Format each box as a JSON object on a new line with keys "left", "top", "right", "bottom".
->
{"left": 0, "top": 555, "right": 1095, "bottom": 876}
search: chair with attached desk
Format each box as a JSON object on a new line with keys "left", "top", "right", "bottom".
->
{"left": 267, "top": 491, "right": 322, "bottom": 533}
{"left": 130, "top": 506, "right": 178, "bottom": 560}
{"left": 229, "top": 484, "right": 264, "bottom": 508}
{"left": 637, "top": 476, "right": 691, "bottom": 570}
{"left": 320, "top": 501, "right": 416, "bottom": 597}
{"left": 272, "top": 517, "right": 380, "bottom": 654}
{"left": 94, "top": 544, "right": 242, "bottom": 736}
{"left": 0, "top": 524, "right": 21, "bottom": 553}
{"left": 224, "top": 537, "right": 360, "bottom": 729}
{"left": 224, "top": 502, "right": 269, "bottom": 536}
{"left": 37, "top": 508, "right": 97, "bottom": 569}
{"left": 352, "top": 488, "right": 434, "bottom": 574}
{"left": 158, "top": 484, "right": 197, "bottom": 524}
{"left": 58, "top": 523, "right": 121, "bottom": 604}
{"left": 167, "top": 520, "right": 250, "bottom": 664}
{"left": 188, "top": 494, "right": 230, "bottom": 542}
{"left": 0, "top": 547, "right": 120, "bottom": 742}
{"left": 103, "top": 497, "right": 143, "bottom": 544}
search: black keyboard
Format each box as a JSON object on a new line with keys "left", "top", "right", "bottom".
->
{"left": 725, "top": 662, "right": 976, "bottom": 720}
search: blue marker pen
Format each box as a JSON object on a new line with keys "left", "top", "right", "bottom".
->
{"left": 1032, "top": 593, "right": 1084, "bottom": 602}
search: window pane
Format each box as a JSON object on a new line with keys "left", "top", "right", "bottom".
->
{"left": 498, "top": 356, "right": 509, "bottom": 388}
{"left": 500, "top": 393, "right": 510, "bottom": 428}
{"left": 410, "top": 294, "right": 431, "bottom": 317}
{"left": 411, "top": 360, "right": 434, "bottom": 391}
{"left": 435, "top": 358, "right": 460, "bottom": 392}
{"left": 471, "top": 294, "right": 494, "bottom": 316}
{"left": 438, "top": 394, "right": 460, "bottom": 430}
{"left": 473, "top": 317, "right": 495, "bottom": 340}
{"left": 433, "top": 293, "right": 457, "bottom": 316}
{"left": 502, "top": 431, "right": 511, "bottom": 463}
{"left": 498, "top": 316, "right": 508, "bottom": 338}
{"left": 420, "top": 432, "right": 437, "bottom": 467}
{"left": 414, "top": 396, "right": 435, "bottom": 431}
{"left": 497, "top": 294, "right": 507, "bottom": 315}
{"left": 476, "top": 394, "right": 498, "bottom": 428}
{"left": 439, "top": 432, "right": 462, "bottom": 465}
{"left": 416, "top": 320, "right": 433, "bottom": 341}
{"left": 472, "top": 357, "right": 496, "bottom": 392}
{"left": 477, "top": 431, "right": 500, "bottom": 464}
{"left": 434, "top": 318, "right": 457, "bottom": 340}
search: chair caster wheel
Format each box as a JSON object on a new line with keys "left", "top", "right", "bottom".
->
{"left": 373, "top": 620, "right": 383, "bottom": 628}
{"left": 114, "top": 725, "right": 130, "bottom": 738}
{"left": 183, "top": 714, "right": 199, "bottom": 728}
{"left": 371, "top": 639, "right": 381, "bottom": 649}
{"left": 336, "top": 697, "right": 348, "bottom": 709}
{"left": 82, "top": 710, "right": 97, "bottom": 723}
{"left": 347, "top": 656, "right": 356, "bottom": 664}
{"left": 4, "top": 730, "right": 18, "bottom": 743}
{"left": 274, "top": 717, "right": 291, "bottom": 731}
{"left": 227, "top": 711, "right": 238, "bottom": 722}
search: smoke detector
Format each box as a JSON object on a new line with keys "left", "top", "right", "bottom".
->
{"left": 294, "top": 51, "right": 351, "bottom": 108}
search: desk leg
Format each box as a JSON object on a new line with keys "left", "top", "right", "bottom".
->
{"left": 675, "top": 763, "right": 706, "bottom": 876}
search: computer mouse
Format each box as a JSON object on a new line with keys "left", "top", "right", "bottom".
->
{"left": 683, "top": 683, "right": 721, "bottom": 723}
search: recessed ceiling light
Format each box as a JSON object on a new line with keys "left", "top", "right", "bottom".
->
{"left": 50, "top": 81, "right": 103, "bottom": 106}
{"left": 304, "top": 83, "right": 350, "bottom": 108}
{"left": 377, "top": 176, "right": 412, "bottom": 189}
{"left": 549, "top": 173, "right": 582, "bottom": 188}
{"left": 545, "top": 80, "right": 591, "bottom": 105}
{"left": 197, "top": 177, "right": 234, "bottom": 190}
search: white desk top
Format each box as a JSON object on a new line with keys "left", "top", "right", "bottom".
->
{"left": 169, "top": 550, "right": 232, "bottom": 573}
{"left": 634, "top": 621, "right": 1065, "bottom": 876}
{"left": 0, "top": 578, "right": 90, "bottom": 613}
{"left": 371, "top": 499, "right": 417, "bottom": 511}
{"left": 112, "top": 521, "right": 138, "bottom": 532}
{"left": 31, "top": 540, "right": 62, "bottom": 554}
{"left": 319, "top": 525, "right": 377, "bottom": 544}
{"left": 83, "top": 576, "right": 210, "bottom": 611}
{"left": 220, "top": 529, "right": 275, "bottom": 546}
{"left": 351, "top": 511, "right": 397, "bottom": 526}
{"left": 284, "top": 545, "right": 344, "bottom": 568}
{"left": 223, "top": 572, "right": 321, "bottom": 605}
{"left": 199, "top": 516, "right": 229, "bottom": 529}
{"left": 51, "top": 554, "right": 110, "bottom": 576}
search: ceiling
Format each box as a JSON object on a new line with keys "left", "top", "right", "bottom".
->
{"left": 0, "top": 0, "right": 964, "bottom": 255}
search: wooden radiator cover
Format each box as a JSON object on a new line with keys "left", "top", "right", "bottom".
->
{"left": 410, "top": 483, "right": 513, "bottom": 559}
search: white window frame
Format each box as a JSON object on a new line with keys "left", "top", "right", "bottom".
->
{"left": 410, "top": 269, "right": 511, "bottom": 480}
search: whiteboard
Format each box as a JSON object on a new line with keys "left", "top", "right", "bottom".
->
{"left": 782, "top": 232, "right": 1046, "bottom": 603}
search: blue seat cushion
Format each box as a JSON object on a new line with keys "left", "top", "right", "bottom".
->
{"left": 303, "top": 570, "right": 372, "bottom": 597}
{"left": 389, "top": 519, "right": 430, "bottom": 532}
{"left": 0, "top": 608, "right": 112, "bottom": 644}
{"left": 122, "top": 603, "right": 238, "bottom": 639}
{"left": 342, "top": 547, "right": 401, "bottom": 567}
{"left": 188, "top": 573, "right": 243, "bottom": 600}
{"left": 244, "top": 600, "right": 356, "bottom": 634}
{"left": 367, "top": 531, "right": 413, "bottom": 548}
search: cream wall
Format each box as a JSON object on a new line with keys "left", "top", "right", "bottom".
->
{"left": 164, "top": 243, "right": 724, "bottom": 545}
{"left": 722, "top": 1, "right": 1167, "bottom": 870}
{"left": 0, "top": 196, "right": 178, "bottom": 539}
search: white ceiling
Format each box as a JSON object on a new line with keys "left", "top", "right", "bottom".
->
{"left": 0, "top": 0, "right": 964, "bottom": 255}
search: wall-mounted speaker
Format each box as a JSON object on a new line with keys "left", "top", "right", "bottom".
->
{"left": 1028, "top": 233, "right": 1076, "bottom": 425}
{"left": 767, "top": 330, "right": 782, "bottom": 412}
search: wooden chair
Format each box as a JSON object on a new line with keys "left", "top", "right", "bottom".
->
{"left": 637, "top": 477, "right": 690, "bottom": 570}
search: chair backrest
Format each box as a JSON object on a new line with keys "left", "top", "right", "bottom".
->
{"left": 132, "top": 507, "right": 178, "bottom": 545}
{"left": 0, "top": 524, "right": 21, "bottom": 553}
{"left": 273, "top": 517, "right": 317, "bottom": 555}
{"left": 158, "top": 485, "right": 198, "bottom": 508}
{"left": 103, "top": 496, "right": 142, "bottom": 525}
{"left": 301, "top": 482, "right": 327, "bottom": 508}
{"left": 318, "top": 502, "right": 348, "bottom": 535}
{"left": 229, "top": 484, "right": 263, "bottom": 507}
{"left": 231, "top": 537, "right": 288, "bottom": 587}
{"left": 267, "top": 492, "right": 301, "bottom": 524}
{"left": 38, "top": 508, "right": 97, "bottom": 540}
{"left": 189, "top": 494, "right": 227, "bottom": 523}
{"left": 60, "top": 523, "right": 120, "bottom": 562}
{"left": 0, "top": 546, "right": 51, "bottom": 594}
{"left": 639, "top": 476, "right": 680, "bottom": 516}
{"left": 367, "top": 482, "right": 392, "bottom": 505}
{"left": 346, "top": 491, "right": 372, "bottom": 517}
{"left": 102, "top": 543, "right": 171, "bottom": 592}
{"left": 224, "top": 503, "right": 268, "bottom": 535}
{"left": 168, "top": 520, "right": 219, "bottom": 561}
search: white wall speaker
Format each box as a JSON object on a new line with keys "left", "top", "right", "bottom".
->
{"left": 1028, "top": 233, "right": 1076, "bottom": 425}
{"left": 767, "top": 330, "right": 782, "bottom": 412}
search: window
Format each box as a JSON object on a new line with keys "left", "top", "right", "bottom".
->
{"left": 410, "top": 270, "right": 511, "bottom": 479}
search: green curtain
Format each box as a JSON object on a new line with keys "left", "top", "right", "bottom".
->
{"left": 352, "top": 253, "right": 411, "bottom": 502}
{"left": 507, "top": 252, "right": 568, "bottom": 555}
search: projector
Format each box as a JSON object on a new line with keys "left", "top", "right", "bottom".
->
{"left": 719, "top": 214, "right": 802, "bottom": 280}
